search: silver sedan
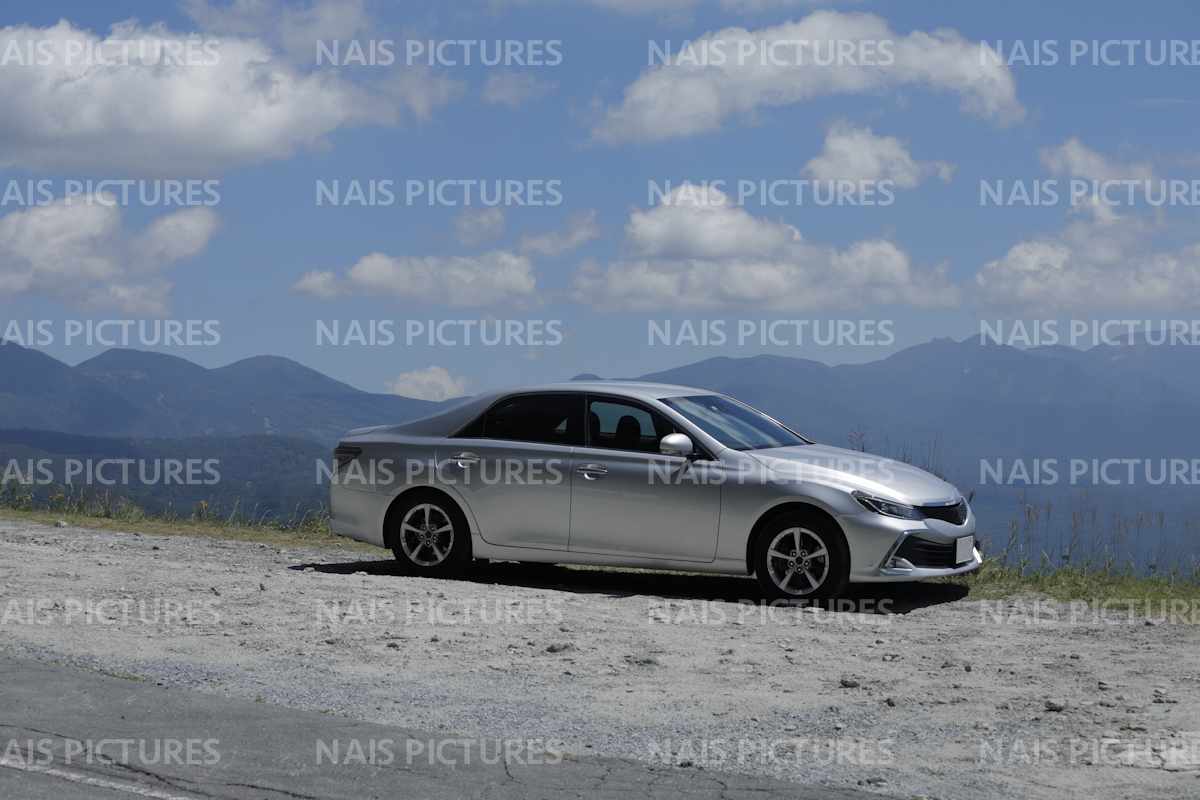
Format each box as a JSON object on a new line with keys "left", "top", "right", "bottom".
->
{"left": 329, "top": 382, "right": 981, "bottom": 600}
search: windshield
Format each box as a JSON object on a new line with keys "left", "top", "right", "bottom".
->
{"left": 660, "top": 395, "right": 808, "bottom": 451}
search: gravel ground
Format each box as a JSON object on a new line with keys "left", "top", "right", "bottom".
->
{"left": 2, "top": 517, "right": 1200, "bottom": 800}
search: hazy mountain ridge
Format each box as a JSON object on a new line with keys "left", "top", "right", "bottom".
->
{"left": 0, "top": 344, "right": 442, "bottom": 446}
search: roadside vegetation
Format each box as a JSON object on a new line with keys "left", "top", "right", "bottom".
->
{"left": 3, "top": 477, "right": 1198, "bottom": 609}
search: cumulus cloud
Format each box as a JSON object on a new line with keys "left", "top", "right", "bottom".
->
{"left": 973, "top": 203, "right": 1200, "bottom": 314}
{"left": 520, "top": 210, "right": 603, "bottom": 257}
{"left": 482, "top": 71, "right": 559, "bottom": 107}
{"left": 500, "top": 0, "right": 865, "bottom": 13}
{"left": 803, "top": 121, "right": 955, "bottom": 187}
{"left": 454, "top": 206, "right": 507, "bottom": 247}
{"left": 1039, "top": 137, "right": 1156, "bottom": 184}
{"left": 0, "top": 18, "right": 461, "bottom": 173}
{"left": 0, "top": 195, "right": 219, "bottom": 315}
{"left": 567, "top": 186, "right": 959, "bottom": 312}
{"left": 385, "top": 366, "right": 471, "bottom": 402}
{"left": 182, "top": 0, "right": 368, "bottom": 62}
{"left": 591, "top": 11, "right": 1024, "bottom": 145}
{"left": 293, "top": 250, "right": 540, "bottom": 307}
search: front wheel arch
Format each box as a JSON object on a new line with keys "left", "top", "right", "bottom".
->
{"left": 745, "top": 502, "right": 846, "bottom": 573}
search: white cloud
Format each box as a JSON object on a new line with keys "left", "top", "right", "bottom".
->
{"left": 293, "top": 250, "right": 540, "bottom": 307}
{"left": 0, "top": 18, "right": 461, "bottom": 173}
{"left": 482, "top": 71, "right": 559, "bottom": 107}
{"left": 520, "top": 210, "right": 602, "bottom": 257}
{"left": 385, "top": 366, "right": 471, "bottom": 402}
{"left": 182, "top": 0, "right": 369, "bottom": 62}
{"left": 0, "top": 195, "right": 219, "bottom": 315}
{"left": 454, "top": 206, "right": 507, "bottom": 247}
{"left": 803, "top": 121, "right": 955, "bottom": 187}
{"left": 567, "top": 185, "right": 959, "bottom": 312}
{"left": 1039, "top": 137, "right": 1156, "bottom": 184}
{"left": 499, "top": 0, "right": 866, "bottom": 13}
{"left": 973, "top": 203, "right": 1200, "bottom": 314}
{"left": 591, "top": 11, "right": 1024, "bottom": 145}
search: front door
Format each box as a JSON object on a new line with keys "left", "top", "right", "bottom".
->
{"left": 568, "top": 395, "right": 721, "bottom": 562}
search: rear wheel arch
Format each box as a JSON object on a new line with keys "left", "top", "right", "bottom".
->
{"left": 382, "top": 486, "right": 469, "bottom": 551}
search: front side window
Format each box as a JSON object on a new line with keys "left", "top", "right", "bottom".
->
{"left": 478, "top": 393, "right": 579, "bottom": 445}
{"left": 586, "top": 397, "right": 683, "bottom": 453}
{"left": 660, "top": 395, "right": 806, "bottom": 451}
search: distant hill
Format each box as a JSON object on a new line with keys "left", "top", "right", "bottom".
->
{"left": 0, "top": 345, "right": 443, "bottom": 447}
{"left": 0, "top": 428, "right": 329, "bottom": 518}
{"left": 4, "top": 337, "right": 1200, "bottom": 550}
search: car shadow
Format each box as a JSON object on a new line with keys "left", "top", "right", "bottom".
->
{"left": 288, "top": 557, "right": 968, "bottom": 615}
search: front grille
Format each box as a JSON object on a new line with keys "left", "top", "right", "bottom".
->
{"left": 894, "top": 536, "right": 961, "bottom": 569}
{"left": 919, "top": 501, "right": 967, "bottom": 525}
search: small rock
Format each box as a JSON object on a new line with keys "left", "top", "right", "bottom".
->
{"left": 323, "top": 637, "right": 342, "bottom": 645}
{"left": 259, "top": 583, "right": 266, "bottom": 591}
{"left": 1145, "top": 618, "right": 1162, "bottom": 626}
{"left": 625, "top": 654, "right": 660, "bottom": 666}
{"left": 834, "top": 723, "right": 845, "bottom": 731}
{"left": 1101, "top": 730, "right": 1121, "bottom": 739}
{"left": 430, "top": 635, "right": 440, "bottom": 643}
{"left": 840, "top": 676, "right": 860, "bottom": 688}
{"left": 783, "top": 724, "right": 797, "bottom": 732}
{"left": 386, "top": 641, "right": 399, "bottom": 649}
{"left": 886, "top": 697, "right": 900, "bottom": 707}
{"left": 210, "top": 587, "right": 220, "bottom": 596}
{"left": 1045, "top": 699, "right": 1068, "bottom": 712}
{"left": 54, "top": 521, "right": 69, "bottom": 528}
{"left": 963, "top": 664, "right": 972, "bottom": 672}
{"left": 546, "top": 642, "right": 578, "bottom": 653}
{"left": 303, "top": 567, "right": 315, "bottom": 572}
{"left": 996, "top": 702, "right": 1010, "bottom": 710}
{"left": 1069, "top": 653, "right": 1081, "bottom": 659}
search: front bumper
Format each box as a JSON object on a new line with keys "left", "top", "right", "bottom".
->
{"left": 840, "top": 505, "right": 981, "bottom": 583}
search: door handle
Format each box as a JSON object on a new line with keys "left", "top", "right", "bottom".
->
{"left": 575, "top": 463, "right": 608, "bottom": 480}
{"left": 449, "top": 452, "right": 480, "bottom": 467}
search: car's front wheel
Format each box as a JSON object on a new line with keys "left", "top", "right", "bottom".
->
{"left": 752, "top": 511, "right": 849, "bottom": 601}
{"left": 389, "top": 490, "right": 472, "bottom": 578}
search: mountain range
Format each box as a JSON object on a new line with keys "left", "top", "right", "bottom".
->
{"left": 3, "top": 336, "right": 1200, "bottom": 543}
{"left": 0, "top": 344, "right": 442, "bottom": 446}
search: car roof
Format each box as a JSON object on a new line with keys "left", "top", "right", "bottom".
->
{"left": 375, "top": 381, "right": 713, "bottom": 439}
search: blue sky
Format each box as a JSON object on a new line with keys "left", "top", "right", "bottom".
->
{"left": 1, "top": 0, "right": 1197, "bottom": 400}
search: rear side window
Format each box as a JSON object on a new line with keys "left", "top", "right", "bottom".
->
{"left": 479, "top": 393, "right": 579, "bottom": 445}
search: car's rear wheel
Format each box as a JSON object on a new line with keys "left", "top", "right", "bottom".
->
{"left": 389, "top": 491, "right": 471, "bottom": 578}
{"left": 752, "top": 512, "right": 849, "bottom": 601}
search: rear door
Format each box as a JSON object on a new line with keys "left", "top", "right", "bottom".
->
{"left": 437, "top": 392, "right": 580, "bottom": 551}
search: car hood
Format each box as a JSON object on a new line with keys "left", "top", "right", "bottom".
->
{"left": 746, "top": 444, "right": 961, "bottom": 506}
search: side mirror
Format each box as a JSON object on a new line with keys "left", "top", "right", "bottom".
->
{"left": 659, "top": 433, "right": 694, "bottom": 459}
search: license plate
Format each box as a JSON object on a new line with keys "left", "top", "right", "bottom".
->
{"left": 955, "top": 536, "right": 974, "bottom": 564}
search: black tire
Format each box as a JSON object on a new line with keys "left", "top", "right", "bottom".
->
{"left": 388, "top": 490, "right": 472, "bottom": 578}
{"left": 752, "top": 511, "right": 849, "bottom": 602}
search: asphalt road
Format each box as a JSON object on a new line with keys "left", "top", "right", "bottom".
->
{"left": 0, "top": 654, "right": 874, "bottom": 799}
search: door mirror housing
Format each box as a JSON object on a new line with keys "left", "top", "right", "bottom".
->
{"left": 659, "top": 433, "right": 694, "bottom": 459}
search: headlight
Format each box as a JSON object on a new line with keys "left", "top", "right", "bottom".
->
{"left": 852, "top": 491, "right": 924, "bottom": 520}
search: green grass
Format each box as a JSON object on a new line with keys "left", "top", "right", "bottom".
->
{"left": 938, "top": 559, "right": 1200, "bottom": 609}
{"left": 0, "top": 505, "right": 375, "bottom": 552}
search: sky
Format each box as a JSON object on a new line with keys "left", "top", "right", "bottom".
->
{"left": 0, "top": 0, "right": 1197, "bottom": 401}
